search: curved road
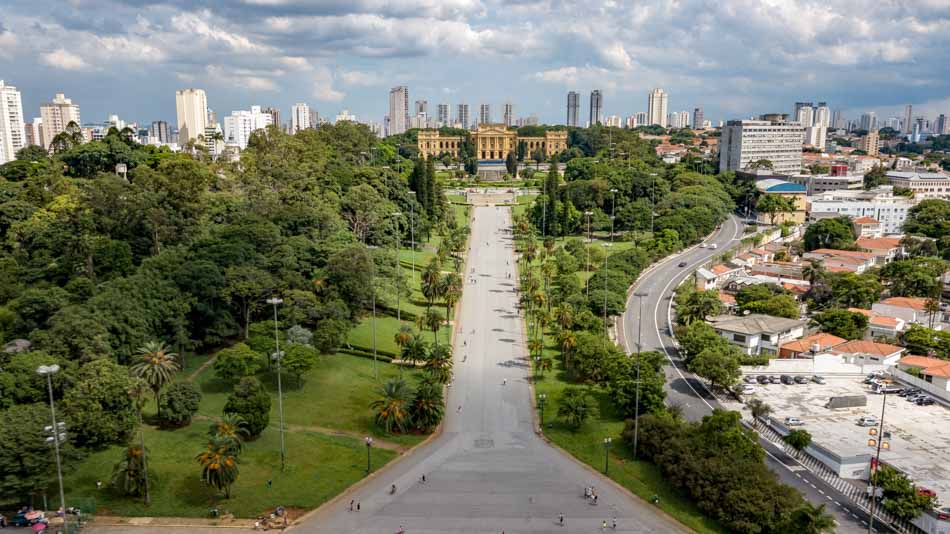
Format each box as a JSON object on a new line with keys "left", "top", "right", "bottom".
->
{"left": 300, "top": 203, "right": 685, "bottom": 533}
{"left": 620, "top": 215, "right": 890, "bottom": 534}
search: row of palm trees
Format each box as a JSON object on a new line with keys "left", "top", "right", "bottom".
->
{"left": 419, "top": 258, "right": 463, "bottom": 346}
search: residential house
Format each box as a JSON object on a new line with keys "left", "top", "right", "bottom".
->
{"left": 855, "top": 236, "right": 903, "bottom": 264}
{"left": 778, "top": 332, "right": 847, "bottom": 358}
{"left": 872, "top": 297, "right": 947, "bottom": 330}
{"left": 708, "top": 314, "right": 806, "bottom": 356}
{"left": 852, "top": 217, "right": 883, "bottom": 238}
{"left": 803, "top": 249, "right": 876, "bottom": 274}
{"left": 832, "top": 340, "right": 905, "bottom": 366}
{"left": 695, "top": 264, "right": 744, "bottom": 291}
{"left": 896, "top": 355, "right": 950, "bottom": 392}
{"left": 847, "top": 307, "right": 906, "bottom": 338}
{"left": 749, "top": 261, "right": 806, "bottom": 281}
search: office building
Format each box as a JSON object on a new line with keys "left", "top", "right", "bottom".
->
{"left": 859, "top": 112, "right": 877, "bottom": 132}
{"left": 203, "top": 123, "right": 224, "bottom": 159}
{"left": 149, "top": 121, "right": 170, "bottom": 144}
{"left": 291, "top": 103, "right": 312, "bottom": 132}
{"left": 903, "top": 104, "right": 913, "bottom": 133}
{"left": 478, "top": 104, "right": 491, "bottom": 126}
{"left": 719, "top": 117, "right": 805, "bottom": 175}
{"left": 566, "top": 91, "right": 579, "bottom": 127}
{"left": 589, "top": 90, "right": 603, "bottom": 126}
{"left": 832, "top": 110, "right": 847, "bottom": 130}
{"left": 40, "top": 92, "right": 81, "bottom": 149}
{"left": 414, "top": 100, "right": 427, "bottom": 116}
{"left": 174, "top": 88, "right": 207, "bottom": 144}
{"left": 388, "top": 86, "right": 409, "bottom": 135}
{"left": 814, "top": 103, "right": 830, "bottom": 127}
{"left": 503, "top": 102, "right": 513, "bottom": 127}
{"left": 693, "top": 108, "right": 704, "bottom": 129}
{"left": 809, "top": 187, "right": 918, "bottom": 234}
{"left": 647, "top": 88, "right": 668, "bottom": 127}
{"left": 674, "top": 111, "right": 690, "bottom": 129}
{"left": 223, "top": 105, "right": 274, "bottom": 149}
{"left": 858, "top": 130, "right": 880, "bottom": 156}
{"left": 787, "top": 173, "right": 863, "bottom": 195}
{"left": 605, "top": 115, "right": 622, "bottom": 128}
{"left": 456, "top": 104, "right": 470, "bottom": 129}
{"left": 885, "top": 171, "right": 950, "bottom": 200}
{"left": 883, "top": 117, "right": 900, "bottom": 131}
{"left": 936, "top": 114, "right": 949, "bottom": 135}
{"left": 0, "top": 80, "right": 26, "bottom": 164}
{"left": 437, "top": 104, "right": 449, "bottom": 126}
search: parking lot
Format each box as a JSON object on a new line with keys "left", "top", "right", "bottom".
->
{"left": 728, "top": 375, "right": 950, "bottom": 500}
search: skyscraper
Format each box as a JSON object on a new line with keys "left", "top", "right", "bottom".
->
{"left": 40, "top": 92, "right": 81, "bottom": 149}
{"left": 25, "top": 118, "right": 43, "bottom": 148}
{"left": 936, "top": 114, "right": 949, "bottom": 135}
{"left": 175, "top": 88, "right": 207, "bottom": 143}
{"left": 262, "top": 107, "right": 281, "bottom": 131}
{"left": 566, "top": 91, "right": 579, "bottom": 127}
{"left": 437, "top": 104, "right": 449, "bottom": 126}
{"left": 903, "top": 104, "right": 913, "bottom": 134}
{"left": 0, "top": 80, "right": 26, "bottom": 164}
{"left": 635, "top": 112, "right": 648, "bottom": 127}
{"left": 415, "top": 100, "right": 428, "bottom": 116}
{"left": 719, "top": 117, "right": 804, "bottom": 175}
{"left": 388, "top": 86, "right": 409, "bottom": 135}
{"left": 795, "top": 105, "right": 814, "bottom": 127}
{"left": 291, "top": 103, "right": 312, "bottom": 132}
{"left": 831, "top": 110, "right": 847, "bottom": 130}
{"left": 479, "top": 104, "right": 491, "bottom": 125}
{"left": 692, "top": 108, "right": 704, "bottom": 130}
{"left": 149, "top": 120, "right": 170, "bottom": 143}
{"left": 456, "top": 104, "right": 470, "bottom": 129}
{"left": 589, "top": 90, "right": 603, "bottom": 126}
{"left": 503, "top": 102, "right": 514, "bottom": 127}
{"left": 647, "top": 88, "right": 668, "bottom": 127}
{"left": 814, "top": 103, "right": 830, "bottom": 128}
{"left": 859, "top": 112, "right": 877, "bottom": 132}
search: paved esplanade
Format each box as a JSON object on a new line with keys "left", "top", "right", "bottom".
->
{"left": 301, "top": 202, "right": 686, "bottom": 533}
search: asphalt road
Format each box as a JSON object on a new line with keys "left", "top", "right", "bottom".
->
{"left": 620, "top": 215, "right": 891, "bottom": 534}
{"left": 299, "top": 203, "right": 686, "bottom": 533}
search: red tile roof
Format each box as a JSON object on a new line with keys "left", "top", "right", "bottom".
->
{"left": 718, "top": 291, "right": 736, "bottom": 305}
{"left": 856, "top": 237, "right": 902, "bottom": 250}
{"left": 847, "top": 307, "right": 874, "bottom": 317}
{"left": 899, "top": 355, "right": 950, "bottom": 378}
{"left": 710, "top": 264, "right": 733, "bottom": 275}
{"left": 809, "top": 249, "right": 876, "bottom": 260}
{"left": 833, "top": 340, "right": 904, "bottom": 357}
{"left": 853, "top": 217, "right": 880, "bottom": 224}
{"left": 780, "top": 333, "right": 847, "bottom": 354}
{"left": 869, "top": 315, "right": 901, "bottom": 328}
{"left": 879, "top": 296, "right": 931, "bottom": 312}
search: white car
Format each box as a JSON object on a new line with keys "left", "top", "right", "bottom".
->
{"left": 699, "top": 243, "right": 707, "bottom": 248}
{"left": 784, "top": 417, "right": 805, "bottom": 426}
{"left": 709, "top": 243, "right": 718, "bottom": 249}
{"left": 740, "top": 384, "right": 756, "bottom": 395}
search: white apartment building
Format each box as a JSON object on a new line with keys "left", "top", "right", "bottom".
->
{"left": 787, "top": 173, "right": 863, "bottom": 195}
{"left": 291, "top": 103, "right": 312, "bottom": 132}
{"left": 175, "top": 88, "right": 208, "bottom": 144}
{"left": 885, "top": 170, "right": 950, "bottom": 200}
{"left": 647, "top": 88, "right": 668, "bottom": 127}
{"left": 335, "top": 109, "right": 357, "bottom": 123}
{"left": 203, "top": 123, "right": 224, "bottom": 158}
{"left": 40, "top": 92, "right": 81, "bottom": 149}
{"left": 804, "top": 125, "right": 826, "bottom": 150}
{"left": 809, "top": 186, "right": 917, "bottom": 234}
{"left": 718, "top": 119, "right": 804, "bottom": 175}
{"left": 437, "top": 104, "right": 450, "bottom": 127}
{"left": 0, "top": 80, "right": 26, "bottom": 164}
{"left": 502, "top": 103, "right": 513, "bottom": 127}
{"left": 389, "top": 86, "right": 409, "bottom": 135}
{"left": 223, "top": 106, "right": 274, "bottom": 150}
{"left": 25, "top": 118, "right": 43, "bottom": 148}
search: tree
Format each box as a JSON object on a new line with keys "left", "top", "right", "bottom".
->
{"left": 410, "top": 380, "right": 444, "bottom": 432}
{"left": 208, "top": 414, "right": 250, "bottom": 453}
{"left": 783, "top": 429, "right": 812, "bottom": 454}
{"left": 811, "top": 309, "right": 868, "bottom": 340}
{"left": 370, "top": 378, "right": 413, "bottom": 434}
{"left": 872, "top": 465, "right": 938, "bottom": 520}
{"left": 285, "top": 325, "right": 313, "bottom": 346}
{"left": 505, "top": 151, "right": 518, "bottom": 177}
{"left": 863, "top": 165, "right": 889, "bottom": 190}
{"left": 676, "top": 320, "right": 727, "bottom": 363}
{"left": 0, "top": 403, "right": 78, "bottom": 502}
{"left": 879, "top": 257, "right": 948, "bottom": 297}
{"left": 223, "top": 266, "right": 275, "bottom": 339}
{"left": 557, "top": 386, "right": 598, "bottom": 430}
{"left": 747, "top": 398, "right": 772, "bottom": 428}
{"left": 223, "top": 377, "right": 271, "bottom": 438}
{"left": 62, "top": 359, "right": 140, "bottom": 447}
{"left": 130, "top": 340, "right": 180, "bottom": 418}
{"left": 690, "top": 344, "right": 741, "bottom": 390}
{"left": 903, "top": 199, "right": 950, "bottom": 240}
{"left": 281, "top": 343, "right": 319, "bottom": 386}
{"left": 196, "top": 436, "right": 240, "bottom": 498}
{"left": 756, "top": 194, "right": 796, "bottom": 226}
{"left": 159, "top": 381, "right": 202, "bottom": 427}
{"left": 312, "top": 318, "right": 349, "bottom": 354}
{"left": 214, "top": 343, "right": 264, "bottom": 381}
{"left": 803, "top": 216, "right": 855, "bottom": 251}
{"left": 606, "top": 350, "right": 666, "bottom": 418}
{"left": 111, "top": 444, "right": 150, "bottom": 496}
{"left": 532, "top": 147, "right": 545, "bottom": 169}
{"left": 424, "top": 343, "right": 454, "bottom": 384}
{"left": 676, "top": 289, "right": 724, "bottom": 325}
{"left": 424, "top": 308, "right": 445, "bottom": 345}
{"left": 783, "top": 502, "right": 836, "bottom": 534}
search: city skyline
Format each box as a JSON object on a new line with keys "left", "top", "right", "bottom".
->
{"left": 2, "top": 1, "right": 950, "bottom": 128}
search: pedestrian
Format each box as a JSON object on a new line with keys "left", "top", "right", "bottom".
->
{"left": 356, "top": 502, "right": 361, "bottom": 512}
{"left": 457, "top": 405, "right": 462, "bottom": 413}
{"left": 558, "top": 513, "right": 564, "bottom": 526}
{"left": 96, "top": 480, "right": 102, "bottom": 491}
{"left": 593, "top": 495, "right": 598, "bottom": 505}
{"left": 602, "top": 520, "right": 607, "bottom": 530}
{"left": 612, "top": 517, "right": 617, "bottom": 529}
{"left": 421, "top": 474, "right": 426, "bottom": 483}
{"left": 349, "top": 500, "right": 353, "bottom": 512}
{"left": 502, "top": 378, "right": 507, "bottom": 386}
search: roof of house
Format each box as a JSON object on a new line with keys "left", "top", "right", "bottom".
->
{"left": 708, "top": 314, "right": 806, "bottom": 335}
{"left": 878, "top": 296, "right": 931, "bottom": 312}
{"left": 898, "top": 355, "right": 950, "bottom": 378}
{"left": 780, "top": 333, "right": 847, "bottom": 354}
{"left": 832, "top": 340, "right": 905, "bottom": 357}
{"left": 847, "top": 307, "right": 875, "bottom": 317}
{"left": 807, "top": 249, "right": 876, "bottom": 260}
{"left": 852, "top": 216, "right": 880, "bottom": 224}
{"left": 710, "top": 264, "right": 735, "bottom": 275}
{"left": 696, "top": 268, "right": 716, "bottom": 281}
{"left": 719, "top": 292, "right": 737, "bottom": 305}
{"left": 782, "top": 282, "right": 808, "bottom": 294}
{"left": 886, "top": 171, "right": 950, "bottom": 180}
{"left": 869, "top": 315, "right": 902, "bottom": 328}
{"left": 856, "top": 236, "right": 902, "bottom": 250}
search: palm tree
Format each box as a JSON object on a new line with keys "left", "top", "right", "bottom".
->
{"left": 785, "top": 502, "right": 836, "bottom": 534}
{"left": 424, "top": 308, "right": 444, "bottom": 346}
{"left": 111, "top": 444, "right": 149, "bottom": 497}
{"left": 747, "top": 398, "right": 772, "bottom": 429}
{"left": 556, "top": 304, "right": 575, "bottom": 330}
{"left": 130, "top": 341, "right": 180, "bottom": 417}
{"left": 528, "top": 339, "right": 543, "bottom": 359}
{"left": 208, "top": 414, "right": 250, "bottom": 454}
{"left": 421, "top": 260, "right": 443, "bottom": 311}
{"left": 443, "top": 272, "right": 463, "bottom": 320}
{"left": 394, "top": 325, "right": 415, "bottom": 371}
{"left": 802, "top": 259, "right": 825, "bottom": 286}
{"left": 925, "top": 296, "right": 940, "bottom": 329}
{"left": 370, "top": 378, "right": 413, "bottom": 434}
{"left": 401, "top": 333, "right": 429, "bottom": 367}
{"left": 411, "top": 380, "right": 444, "bottom": 432}
{"left": 424, "top": 344, "right": 454, "bottom": 384}
{"left": 196, "top": 436, "right": 240, "bottom": 498}
{"left": 557, "top": 387, "right": 598, "bottom": 430}
{"left": 558, "top": 330, "right": 577, "bottom": 371}
{"left": 538, "top": 357, "right": 553, "bottom": 377}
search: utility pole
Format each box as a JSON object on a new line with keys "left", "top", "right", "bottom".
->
{"left": 609, "top": 188, "right": 618, "bottom": 243}
{"left": 633, "top": 292, "right": 648, "bottom": 459}
{"left": 38, "top": 365, "right": 68, "bottom": 531}
{"left": 391, "top": 212, "right": 403, "bottom": 323}
{"left": 266, "top": 297, "right": 286, "bottom": 471}
{"left": 584, "top": 211, "right": 593, "bottom": 298}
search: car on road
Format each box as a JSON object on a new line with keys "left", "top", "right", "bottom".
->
{"left": 757, "top": 375, "right": 770, "bottom": 384}
{"left": 811, "top": 376, "right": 826, "bottom": 384}
{"left": 678, "top": 261, "right": 688, "bottom": 267}
{"left": 699, "top": 243, "right": 706, "bottom": 248}
{"left": 794, "top": 376, "right": 809, "bottom": 384}
{"left": 906, "top": 393, "right": 926, "bottom": 402}
{"left": 858, "top": 415, "right": 879, "bottom": 427}
{"left": 916, "top": 396, "right": 935, "bottom": 406}
{"left": 784, "top": 417, "right": 805, "bottom": 426}
{"left": 917, "top": 487, "right": 938, "bottom": 498}
{"left": 898, "top": 388, "right": 919, "bottom": 397}
{"left": 709, "top": 243, "right": 718, "bottom": 249}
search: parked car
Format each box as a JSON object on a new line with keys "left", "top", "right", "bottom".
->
{"left": 916, "top": 397, "right": 935, "bottom": 406}
{"left": 757, "top": 375, "right": 770, "bottom": 384}
{"left": 678, "top": 261, "right": 688, "bottom": 268}
{"left": 784, "top": 417, "right": 805, "bottom": 426}
{"left": 794, "top": 375, "right": 809, "bottom": 384}
{"left": 917, "top": 487, "right": 937, "bottom": 498}
{"left": 811, "top": 376, "right": 826, "bottom": 384}
{"left": 741, "top": 384, "right": 757, "bottom": 395}
{"left": 872, "top": 384, "right": 903, "bottom": 394}
{"left": 699, "top": 243, "right": 706, "bottom": 248}
{"left": 780, "top": 374, "right": 795, "bottom": 385}
{"left": 906, "top": 393, "right": 925, "bottom": 402}
{"left": 857, "top": 415, "right": 879, "bottom": 427}
{"left": 744, "top": 375, "right": 757, "bottom": 383}
{"left": 898, "top": 388, "right": 918, "bottom": 397}
{"left": 769, "top": 375, "right": 781, "bottom": 384}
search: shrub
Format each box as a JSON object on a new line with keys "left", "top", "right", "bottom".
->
{"left": 223, "top": 377, "right": 271, "bottom": 438}
{"left": 159, "top": 382, "right": 202, "bottom": 427}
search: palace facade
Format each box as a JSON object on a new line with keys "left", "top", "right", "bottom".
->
{"left": 418, "top": 124, "right": 568, "bottom": 161}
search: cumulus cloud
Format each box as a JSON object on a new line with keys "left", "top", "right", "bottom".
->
{"left": 340, "top": 70, "right": 383, "bottom": 86}
{"left": 41, "top": 49, "right": 89, "bottom": 70}
{"left": 311, "top": 68, "right": 345, "bottom": 102}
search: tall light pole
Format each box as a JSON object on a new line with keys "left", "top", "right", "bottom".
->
{"left": 266, "top": 297, "right": 287, "bottom": 471}
{"left": 538, "top": 393, "right": 547, "bottom": 428}
{"left": 866, "top": 390, "right": 891, "bottom": 534}
{"left": 602, "top": 242, "right": 612, "bottom": 344}
{"left": 649, "top": 173, "right": 657, "bottom": 236}
{"left": 603, "top": 437, "right": 612, "bottom": 475}
{"left": 609, "top": 188, "right": 618, "bottom": 243}
{"left": 368, "top": 245, "right": 379, "bottom": 380}
{"left": 364, "top": 437, "right": 374, "bottom": 474}
{"left": 37, "top": 364, "right": 67, "bottom": 530}
{"left": 584, "top": 210, "right": 593, "bottom": 298}
{"left": 633, "top": 292, "right": 648, "bottom": 459}
{"left": 409, "top": 205, "right": 416, "bottom": 282}
{"left": 391, "top": 212, "right": 403, "bottom": 323}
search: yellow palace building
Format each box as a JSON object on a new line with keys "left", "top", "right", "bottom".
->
{"left": 417, "top": 124, "right": 567, "bottom": 161}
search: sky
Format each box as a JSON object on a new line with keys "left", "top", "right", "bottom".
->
{"left": 3, "top": 0, "right": 950, "bottom": 129}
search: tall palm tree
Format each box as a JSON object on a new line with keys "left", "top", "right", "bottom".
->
{"left": 424, "top": 344, "right": 454, "bottom": 384}
{"left": 401, "top": 333, "right": 429, "bottom": 367}
{"left": 538, "top": 357, "right": 553, "bottom": 377}
{"left": 208, "top": 414, "right": 250, "bottom": 454}
{"left": 443, "top": 272, "right": 463, "bottom": 320}
{"left": 111, "top": 444, "right": 149, "bottom": 497}
{"left": 196, "top": 437, "right": 240, "bottom": 498}
{"left": 130, "top": 341, "right": 180, "bottom": 417}
{"left": 424, "top": 308, "right": 444, "bottom": 346}
{"left": 421, "top": 260, "right": 443, "bottom": 311}
{"left": 370, "top": 378, "right": 413, "bottom": 434}
{"left": 558, "top": 329, "right": 577, "bottom": 371}
{"left": 802, "top": 259, "right": 825, "bottom": 286}
{"left": 394, "top": 326, "right": 415, "bottom": 371}
{"left": 410, "top": 380, "right": 444, "bottom": 432}
{"left": 747, "top": 398, "right": 772, "bottom": 429}
{"left": 556, "top": 304, "right": 575, "bottom": 331}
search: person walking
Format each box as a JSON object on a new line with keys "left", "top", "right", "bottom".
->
{"left": 349, "top": 500, "right": 354, "bottom": 512}
{"left": 558, "top": 513, "right": 564, "bottom": 526}
{"left": 602, "top": 520, "right": 608, "bottom": 530}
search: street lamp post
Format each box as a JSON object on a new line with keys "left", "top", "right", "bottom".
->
{"left": 266, "top": 297, "right": 287, "bottom": 471}
{"left": 633, "top": 292, "right": 648, "bottom": 459}
{"left": 649, "top": 173, "right": 658, "bottom": 236}
{"left": 37, "top": 364, "right": 68, "bottom": 530}
{"left": 534, "top": 355, "right": 540, "bottom": 380}
{"left": 538, "top": 393, "right": 547, "bottom": 429}
{"left": 584, "top": 211, "right": 593, "bottom": 298}
{"left": 609, "top": 188, "right": 618, "bottom": 243}
{"left": 603, "top": 437, "right": 612, "bottom": 475}
{"left": 368, "top": 245, "right": 379, "bottom": 380}
{"left": 364, "top": 437, "right": 373, "bottom": 474}
{"left": 391, "top": 212, "right": 403, "bottom": 323}
{"left": 602, "top": 243, "right": 612, "bottom": 344}
{"left": 866, "top": 390, "right": 891, "bottom": 534}
{"left": 409, "top": 204, "right": 416, "bottom": 281}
